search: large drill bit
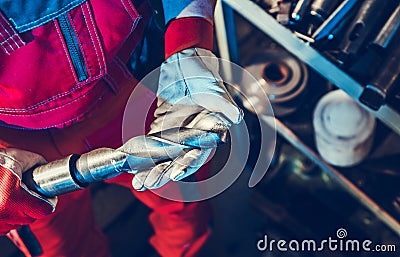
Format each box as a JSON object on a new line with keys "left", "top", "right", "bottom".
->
{"left": 23, "top": 127, "right": 223, "bottom": 198}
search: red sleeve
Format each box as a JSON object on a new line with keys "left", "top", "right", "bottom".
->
{"left": 164, "top": 17, "right": 214, "bottom": 59}
{"left": 0, "top": 166, "right": 53, "bottom": 235}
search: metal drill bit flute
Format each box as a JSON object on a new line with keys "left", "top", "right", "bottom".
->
{"left": 23, "top": 127, "right": 223, "bottom": 198}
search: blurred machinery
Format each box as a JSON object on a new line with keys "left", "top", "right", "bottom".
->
{"left": 248, "top": 0, "right": 400, "bottom": 112}
{"left": 243, "top": 51, "right": 309, "bottom": 117}
{"left": 241, "top": 65, "right": 399, "bottom": 256}
{"left": 215, "top": 0, "right": 400, "bottom": 255}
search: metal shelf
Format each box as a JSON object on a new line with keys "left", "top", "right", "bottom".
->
{"left": 216, "top": 0, "right": 400, "bottom": 237}
{"left": 222, "top": 0, "right": 400, "bottom": 136}
{"left": 261, "top": 115, "right": 400, "bottom": 237}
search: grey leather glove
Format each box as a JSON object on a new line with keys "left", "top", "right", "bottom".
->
{"left": 0, "top": 148, "right": 57, "bottom": 207}
{"left": 132, "top": 48, "right": 243, "bottom": 191}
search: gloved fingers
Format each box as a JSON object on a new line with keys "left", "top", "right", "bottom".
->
{"left": 142, "top": 162, "right": 174, "bottom": 190}
{"left": 132, "top": 161, "right": 172, "bottom": 191}
{"left": 133, "top": 148, "right": 211, "bottom": 190}
{"left": 155, "top": 88, "right": 242, "bottom": 127}
{"left": 132, "top": 171, "right": 150, "bottom": 191}
{"left": 191, "top": 91, "right": 243, "bottom": 125}
{"left": 168, "top": 148, "right": 212, "bottom": 181}
{"left": 185, "top": 112, "right": 231, "bottom": 145}
{"left": 183, "top": 111, "right": 227, "bottom": 130}
{"left": 149, "top": 103, "right": 204, "bottom": 133}
{"left": 0, "top": 156, "right": 57, "bottom": 212}
{"left": 187, "top": 112, "right": 231, "bottom": 145}
{"left": 152, "top": 111, "right": 231, "bottom": 146}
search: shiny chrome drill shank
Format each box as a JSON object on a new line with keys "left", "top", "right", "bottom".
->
{"left": 23, "top": 128, "right": 223, "bottom": 198}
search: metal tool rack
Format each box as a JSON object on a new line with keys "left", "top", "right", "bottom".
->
{"left": 215, "top": 0, "right": 400, "bottom": 237}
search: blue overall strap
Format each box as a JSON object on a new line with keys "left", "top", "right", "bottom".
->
{"left": 0, "top": 0, "right": 86, "bottom": 33}
{"left": 0, "top": 0, "right": 86, "bottom": 54}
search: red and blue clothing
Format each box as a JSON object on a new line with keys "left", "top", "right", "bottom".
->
{"left": 0, "top": 0, "right": 213, "bottom": 256}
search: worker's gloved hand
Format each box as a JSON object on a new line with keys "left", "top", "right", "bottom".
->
{"left": 0, "top": 148, "right": 57, "bottom": 235}
{"left": 132, "top": 48, "right": 243, "bottom": 191}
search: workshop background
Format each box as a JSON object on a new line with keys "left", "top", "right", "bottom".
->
{"left": 1, "top": 0, "right": 399, "bottom": 256}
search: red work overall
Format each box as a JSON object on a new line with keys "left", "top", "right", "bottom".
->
{"left": 0, "top": 0, "right": 211, "bottom": 256}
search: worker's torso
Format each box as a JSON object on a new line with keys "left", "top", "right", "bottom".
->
{"left": 0, "top": 0, "right": 151, "bottom": 129}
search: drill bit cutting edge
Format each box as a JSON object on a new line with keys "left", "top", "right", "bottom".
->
{"left": 22, "top": 127, "right": 224, "bottom": 198}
